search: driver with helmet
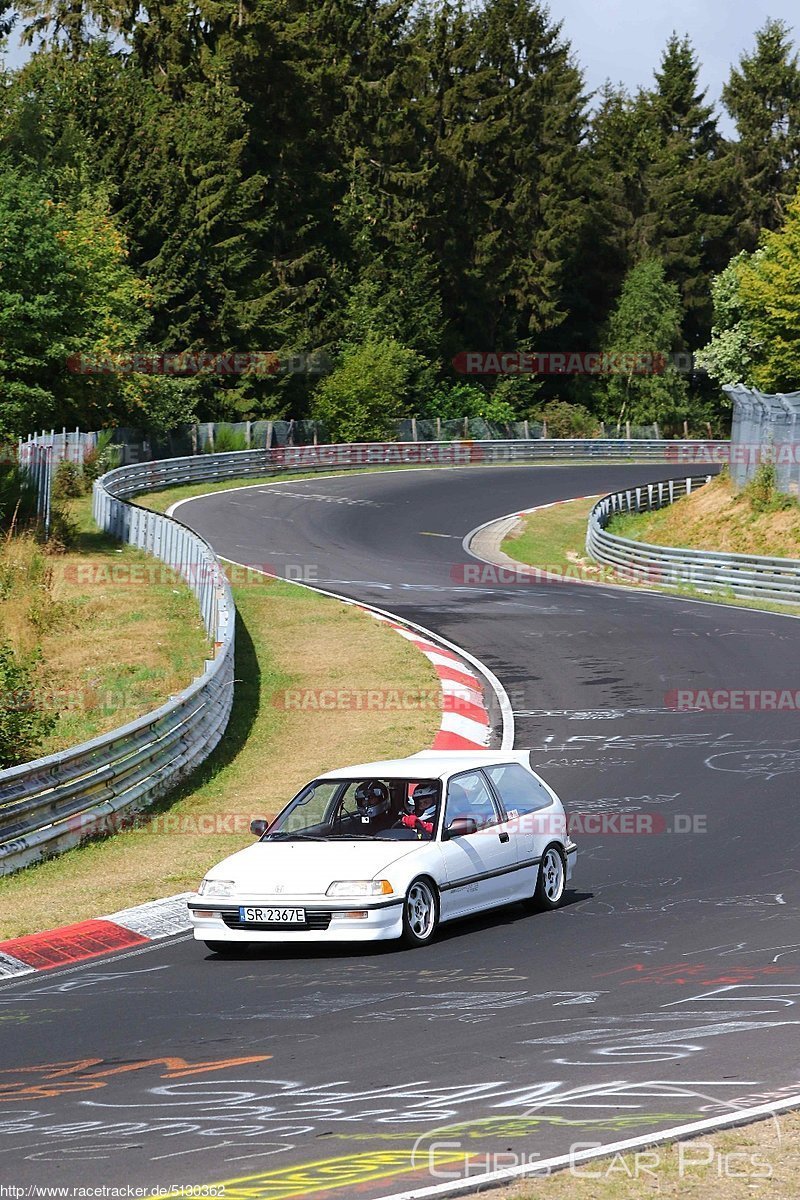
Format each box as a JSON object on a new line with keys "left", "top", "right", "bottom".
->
{"left": 399, "top": 781, "right": 439, "bottom": 837}
{"left": 354, "top": 779, "right": 393, "bottom": 830}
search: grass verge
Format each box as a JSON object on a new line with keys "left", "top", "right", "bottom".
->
{"left": 477, "top": 1109, "right": 795, "bottom": 1199}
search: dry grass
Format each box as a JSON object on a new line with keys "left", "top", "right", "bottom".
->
{"left": 609, "top": 474, "right": 800, "bottom": 559}
{"left": 0, "top": 578, "right": 440, "bottom": 936}
{"left": 1, "top": 501, "right": 209, "bottom": 755}
{"left": 476, "top": 1110, "right": 799, "bottom": 1200}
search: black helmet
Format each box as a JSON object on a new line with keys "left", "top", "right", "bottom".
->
{"left": 355, "top": 779, "right": 391, "bottom": 820}
{"left": 407, "top": 781, "right": 439, "bottom": 818}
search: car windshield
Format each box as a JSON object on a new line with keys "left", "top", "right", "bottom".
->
{"left": 264, "top": 778, "right": 441, "bottom": 841}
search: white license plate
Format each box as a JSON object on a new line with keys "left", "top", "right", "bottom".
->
{"left": 240, "top": 906, "right": 306, "bottom": 924}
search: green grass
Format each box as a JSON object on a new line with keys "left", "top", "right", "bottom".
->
{"left": 502, "top": 496, "right": 601, "bottom": 577}
{"left": 500, "top": 496, "right": 800, "bottom": 618}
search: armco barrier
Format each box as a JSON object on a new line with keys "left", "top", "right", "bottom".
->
{"left": 587, "top": 475, "right": 800, "bottom": 604}
{"left": 0, "top": 436, "right": 730, "bottom": 876}
{"left": 94, "top": 438, "right": 731, "bottom": 499}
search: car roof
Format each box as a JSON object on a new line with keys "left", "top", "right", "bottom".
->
{"left": 319, "top": 749, "right": 533, "bottom": 782}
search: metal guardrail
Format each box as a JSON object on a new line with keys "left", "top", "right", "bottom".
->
{"left": 0, "top": 470, "right": 235, "bottom": 875}
{"left": 0, "top": 435, "right": 732, "bottom": 875}
{"left": 587, "top": 475, "right": 800, "bottom": 604}
{"left": 95, "top": 440, "right": 731, "bottom": 497}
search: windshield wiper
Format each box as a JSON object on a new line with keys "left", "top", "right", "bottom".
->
{"left": 267, "top": 832, "right": 328, "bottom": 841}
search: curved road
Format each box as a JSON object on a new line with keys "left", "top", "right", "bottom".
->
{"left": 3, "top": 463, "right": 800, "bottom": 1198}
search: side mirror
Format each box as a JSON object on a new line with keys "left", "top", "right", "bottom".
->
{"left": 444, "top": 816, "right": 478, "bottom": 840}
{"left": 250, "top": 819, "right": 269, "bottom": 837}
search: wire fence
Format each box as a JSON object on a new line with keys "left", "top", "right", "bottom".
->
{"left": 725, "top": 385, "right": 800, "bottom": 494}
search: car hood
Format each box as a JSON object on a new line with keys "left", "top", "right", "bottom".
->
{"left": 205, "top": 839, "right": 425, "bottom": 895}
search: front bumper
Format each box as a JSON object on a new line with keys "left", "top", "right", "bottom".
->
{"left": 188, "top": 897, "right": 404, "bottom": 943}
{"left": 565, "top": 840, "right": 577, "bottom": 880}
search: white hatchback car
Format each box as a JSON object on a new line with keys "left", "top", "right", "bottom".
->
{"left": 189, "top": 749, "right": 576, "bottom": 953}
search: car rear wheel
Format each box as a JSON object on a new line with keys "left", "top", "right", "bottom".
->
{"left": 203, "top": 940, "right": 247, "bottom": 957}
{"left": 401, "top": 877, "right": 439, "bottom": 947}
{"left": 532, "top": 845, "right": 566, "bottom": 911}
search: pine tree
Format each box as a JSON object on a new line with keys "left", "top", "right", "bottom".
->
{"left": 408, "top": 0, "right": 589, "bottom": 359}
{"left": 637, "top": 35, "right": 733, "bottom": 348}
{"left": 577, "top": 84, "right": 656, "bottom": 368}
{"left": 723, "top": 19, "right": 800, "bottom": 247}
{"left": 18, "top": 0, "right": 113, "bottom": 59}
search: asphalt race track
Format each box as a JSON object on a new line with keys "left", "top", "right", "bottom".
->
{"left": 3, "top": 462, "right": 800, "bottom": 1199}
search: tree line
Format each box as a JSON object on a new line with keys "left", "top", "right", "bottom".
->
{"left": 2, "top": 2, "right": 800, "bottom": 442}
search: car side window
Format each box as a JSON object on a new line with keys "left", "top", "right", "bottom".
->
{"left": 445, "top": 770, "right": 501, "bottom": 831}
{"left": 486, "top": 764, "right": 553, "bottom": 816}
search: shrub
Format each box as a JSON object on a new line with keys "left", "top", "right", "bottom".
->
{"left": 52, "top": 460, "right": 86, "bottom": 499}
{"left": 535, "top": 400, "right": 600, "bottom": 438}
{"left": 743, "top": 462, "right": 797, "bottom": 513}
{"left": 312, "top": 337, "right": 433, "bottom": 442}
{"left": 204, "top": 424, "right": 248, "bottom": 452}
{"left": 0, "top": 642, "right": 58, "bottom": 768}
{"left": 82, "top": 430, "right": 118, "bottom": 484}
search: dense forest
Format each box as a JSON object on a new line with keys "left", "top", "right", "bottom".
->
{"left": 2, "top": 1, "right": 800, "bottom": 441}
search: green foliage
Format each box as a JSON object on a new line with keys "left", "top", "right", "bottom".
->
{"left": 312, "top": 338, "right": 433, "bottom": 443}
{"left": 0, "top": 642, "right": 58, "bottom": 768}
{"left": 733, "top": 192, "right": 800, "bottom": 390}
{"left": 204, "top": 424, "right": 247, "bottom": 453}
{"left": 742, "top": 463, "right": 798, "bottom": 512}
{"left": 723, "top": 20, "right": 800, "bottom": 246}
{"left": 0, "top": 161, "right": 187, "bottom": 437}
{"left": 81, "top": 429, "right": 117, "bottom": 484}
{"left": 5, "top": 10, "right": 800, "bottom": 439}
{"left": 52, "top": 460, "right": 85, "bottom": 499}
{"left": 535, "top": 400, "right": 600, "bottom": 438}
{"left": 601, "top": 258, "right": 689, "bottom": 431}
{"left": 695, "top": 252, "right": 759, "bottom": 386}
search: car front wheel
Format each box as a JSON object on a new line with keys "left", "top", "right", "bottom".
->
{"left": 401, "top": 877, "right": 439, "bottom": 947}
{"left": 532, "top": 845, "right": 566, "bottom": 911}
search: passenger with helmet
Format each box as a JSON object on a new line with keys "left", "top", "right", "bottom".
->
{"left": 353, "top": 779, "right": 393, "bottom": 830}
{"left": 399, "top": 781, "right": 439, "bottom": 837}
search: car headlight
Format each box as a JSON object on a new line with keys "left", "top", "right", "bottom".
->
{"left": 198, "top": 878, "right": 236, "bottom": 898}
{"left": 326, "top": 879, "right": 394, "bottom": 898}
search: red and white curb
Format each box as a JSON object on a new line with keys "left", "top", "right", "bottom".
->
{"left": 0, "top": 607, "right": 501, "bottom": 979}
{"left": 362, "top": 610, "right": 492, "bottom": 750}
{"left": 0, "top": 894, "right": 194, "bottom": 979}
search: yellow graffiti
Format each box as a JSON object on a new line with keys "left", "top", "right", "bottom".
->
{"left": 321, "top": 1112, "right": 701, "bottom": 1142}
{"left": 190, "top": 1149, "right": 471, "bottom": 1200}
